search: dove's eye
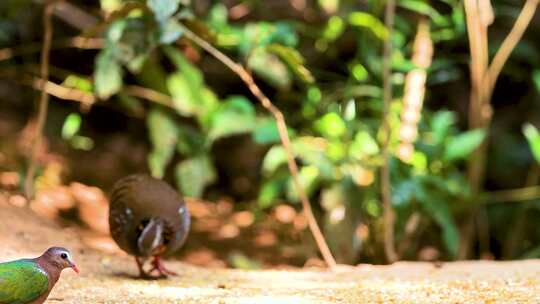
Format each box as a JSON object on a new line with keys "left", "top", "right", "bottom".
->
{"left": 60, "top": 253, "right": 68, "bottom": 259}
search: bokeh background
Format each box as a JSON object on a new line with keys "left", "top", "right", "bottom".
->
{"left": 1, "top": 0, "right": 540, "bottom": 268}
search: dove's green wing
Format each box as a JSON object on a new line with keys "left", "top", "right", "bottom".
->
{"left": 0, "top": 259, "right": 49, "bottom": 304}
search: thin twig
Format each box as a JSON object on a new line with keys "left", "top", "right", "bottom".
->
{"left": 24, "top": 3, "right": 55, "bottom": 199}
{"left": 485, "top": 0, "right": 539, "bottom": 96}
{"left": 485, "top": 185, "right": 540, "bottom": 204}
{"left": 29, "top": 77, "right": 96, "bottom": 105}
{"left": 123, "top": 85, "right": 174, "bottom": 108}
{"left": 32, "top": 0, "right": 100, "bottom": 30}
{"left": 0, "top": 37, "right": 104, "bottom": 61}
{"left": 181, "top": 27, "right": 337, "bottom": 268}
{"left": 381, "top": 0, "right": 398, "bottom": 263}
{"left": 2, "top": 71, "right": 173, "bottom": 112}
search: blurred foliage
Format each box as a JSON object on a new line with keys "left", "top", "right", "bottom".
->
{"left": 1, "top": 0, "right": 540, "bottom": 264}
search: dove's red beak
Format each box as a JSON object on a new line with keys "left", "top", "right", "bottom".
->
{"left": 71, "top": 264, "right": 80, "bottom": 274}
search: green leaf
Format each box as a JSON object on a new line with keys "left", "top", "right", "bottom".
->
{"left": 286, "top": 165, "right": 320, "bottom": 202}
{"left": 62, "top": 75, "right": 92, "bottom": 92}
{"left": 94, "top": 49, "right": 123, "bottom": 99}
{"left": 416, "top": 182, "right": 459, "bottom": 257}
{"left": 315, "top": 112, "right": 346, "bottom": 138}
{"left": 147, "top": 0, "right": 180, "bottom": 23}
{"left": 248, "top": 48, "right": 291, "bottom": 89}
{"left": 240, "top": 22, "right": 297, "bottom": 55}
{"left": 175, "top": 155, "right": 216, "bottom": 197}
{"left": 208, "top": 3, "right": 228, "bottom": 28}
{"left": 70, "top": 135, "right": 94, "bottom": 151}
{"left": 198, "top": 88, "right": 220, "bottom": 127}
{"left": 147, "top": 109, "right": 179, "bottom": 178}
{"left": 229, "top": 252, "right": 261, "bottom": 270}
{"left": 164, "top": 46, "right": 203, "bottom": 87}
{"left": 307, "top": 86, "right": 322, "bottom": 103}
{"left": 423, "top": 199, "right": 459, "bottom": 257}
{"left": 431, "top": 110, "right": 456, "bottom": 145}
{"left": 266, "top": 44, "right": 315, "bottom": 84}
{"left": 176, "top": 124, "right": 205, "bottom": 155}
{"left": 410, "top": 151, "right": 428, "bottom": 173}
{"left": 253, "top": 118, "right": 280, "bottom": 145}
{"left": 293, "top": 137, "right": 335, "bottom": 178}
{"left": 444, "top": 129, "right": 486, "bottom": 161}
{"left": 327, "top": 140, "right": 346, "bottom": 161}
{"left": 61, "top": 113, "right": 82, "bottom": 140}
{"left": 167, "top": 72, "right": 199, "bottom": 115}
{"left": 523, "top": 123, "right": 540, "bottom": 165}
{"left": 262, "top": 146, "right": 288, "bottom": 175}
{"left": 258, "top": 175, "right": 287, "bottom": 208}
{"left": 104, "top": 18, "right": 153, "bottom": 72}
{"left": 349, "top": 131, "right": 379, "bottom": 159}
{"left": 350, "top": 63, "right": 368, "bottom": 82}
{"left": 392, "top": 180, "right": 417, "bottom": 207}
{"left": 106, "top": 19, "right": 127, "bottom": 43}
{"left": 322, "top": 16, "right": 345, "bottom": 41}
{"left": 348, "top": 12, "right": 388, "bottom": 40}
{"left": 398, "top": 0, "right": 447, "bottom": 26}
{"left": 533, "top": 70, "right": 540, "bottom": 93}
{"left": 208, "top": 96, "right": 256, "bottom": 142}
{"left": 159, "top": 19, "right": 184, "bottom": 44}
{"left": 164, "top": 47, "right": 209, "bottom": 116}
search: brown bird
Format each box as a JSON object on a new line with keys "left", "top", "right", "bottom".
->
{"left": 109, "top": 174, "right": 190, "bottom": 278}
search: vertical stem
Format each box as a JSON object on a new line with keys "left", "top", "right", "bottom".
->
{"left": 381, "top": 0, "right": 398, "bottom": 263}
{"left": 24, "top": 3, "right": 55, "bottom": 199}
{"left": 181, "top": 28, "right": 337, "bottom": 268}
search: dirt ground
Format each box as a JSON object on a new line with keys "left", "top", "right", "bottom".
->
{"left": 2, "top": 198, "right": 540, "bottom": 303}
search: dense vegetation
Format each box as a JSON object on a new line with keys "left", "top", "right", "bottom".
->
{"left": 1, "top": 0, "right": 540, "bottom": 265}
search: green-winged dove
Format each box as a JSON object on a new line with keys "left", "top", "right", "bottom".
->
{"left": 0, "top": 247, "right": 78, "bottom": 304}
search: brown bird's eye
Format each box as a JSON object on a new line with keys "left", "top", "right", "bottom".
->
{"left": 60, "top": 253, "right": 68, "bottom": 259}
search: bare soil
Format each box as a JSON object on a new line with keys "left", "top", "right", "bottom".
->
{"left": 2, "top": 197, "right": 540, "bottom": 303}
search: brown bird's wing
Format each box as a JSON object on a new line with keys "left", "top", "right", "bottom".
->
{"left": 109, "top": 174, "right": 190, "bottom": 256}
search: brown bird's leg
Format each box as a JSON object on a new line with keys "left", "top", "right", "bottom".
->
{"left": 149, "top": 256, "right": 177, "bottom": 277}
{"left": 135, "top": 256, "right": 152, "bottom": 278}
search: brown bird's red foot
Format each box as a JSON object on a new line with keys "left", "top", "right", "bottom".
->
{"left": 149, "top": 256, "right": 177, "bottom": 277}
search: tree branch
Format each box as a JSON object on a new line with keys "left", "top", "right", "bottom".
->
{"left": 0, "top": 37, "right": 104, "bottom": 62}
{"left": 181, "top": 27, "right": 337, "bottom": 268}
{"left": 24, "top": 3, "right": 56, "bottom": 199}
{"left": 29, "top": 76, "right": 96, "bottom": 106}
{"left": 381, "top": 0, "right": 398, "bottom": 263}
{"left": 485, "top": 186, "right": 540, "bottom": 204}
{"left": 123, "top": 85, "right": 174, "bottom": 109}
{"left": 486, "top": 0, "right": 539, "bottom": 96}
